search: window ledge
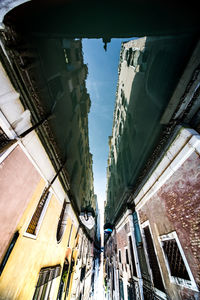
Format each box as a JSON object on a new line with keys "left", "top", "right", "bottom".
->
{"left": 23, "top": 232, "right": 37, "bottom": 240}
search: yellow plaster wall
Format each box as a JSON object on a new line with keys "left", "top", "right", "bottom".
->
{"left": 0, "top": 178, "right": 77, "bottom": 300}
{"left": 65, "top": 248, "right": 79, "bottom": 300}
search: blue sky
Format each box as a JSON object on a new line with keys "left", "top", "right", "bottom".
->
{"left": 82, "top": 38, "right": 134, "bottom": 209}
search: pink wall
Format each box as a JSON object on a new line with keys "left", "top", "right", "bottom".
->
{"left": 0, "top": 145, "right": 41, "bottom": 262}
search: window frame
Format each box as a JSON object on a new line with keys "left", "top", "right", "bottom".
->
{"left": 32, "top": 265, "right": 61, "bottom": 300}
{"left": 118, "top": 249, "right": 122, "bottom": 263}
{"left": 67, "top": 223, "right": 73, "bottom": 247}
{"left": 124, "top": 247, "right": 129, "bottom": 265}
{"left": 56, "top": 201, "right": 68, "bottom": 243}
{"left": 24, "top": 190, "right": 51, "bottom": 239}
{"left": 141, "top": 220, "right": 167, "bottom": 299}
{"left": 47, "top": 73, "right": 64, "bottom": 100}
{"left": 159, "top": 231, "right": 198, "bottom": 291}
{"left": 127, "top": 234, "right": 137, "bottom": 278}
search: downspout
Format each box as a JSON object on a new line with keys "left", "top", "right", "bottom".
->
{"left": 0, "top": 110, "right": 52, "bottom": 154}
{"left": 127, "top": 209, "right": 144, "bottom": 300}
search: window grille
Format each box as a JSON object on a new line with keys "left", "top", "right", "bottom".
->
{"left": 0, "top": 126, "right": 10, "bottom": 150}
{"left": 162, "top": 239, "right": 190, "bottom": 280}
{"left": 26, "top": 189, "right": 50, "bottom": 235}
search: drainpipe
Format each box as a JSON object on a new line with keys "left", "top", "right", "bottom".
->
{"left": 127, "top": 209, "right": 144, "bottom": 300}
{"left": 0, "top": 111, "right": 52, "bottom": 154}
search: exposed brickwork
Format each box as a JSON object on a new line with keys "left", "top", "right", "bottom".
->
{"left": 116, "top": 223, "right": 129, "bottom": 264}
{"left": 180, "top": 286, "right": 200, "bottom": 300}
{"left": 138, "top": 210, "right": 148, "bottom": 224}
{"left": 117, "top": 226, "right": 128, "bottom": 249}
{"left": 138, "top": 151, "right": 200, "bottom": 297}
{"left": 160, "top": 151, "right": 200, "bottom": 289}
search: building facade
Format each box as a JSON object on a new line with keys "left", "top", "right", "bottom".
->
{"left": 0, "top": 55, "right": 79, "bottom": 299}
{"left": 135, "top": 126, "right": 200, "bottom": 299}
{"left": 104, "top": 37, "right": 200, "bottom": 299}
{"left": 70, "top": 228, "right": 94, "bottom": 300}
{"left": 0, "top": 25, "right": 95, "bottom": 299}
{"left": 105, "top": 35, "right": 199, "bottom": 225}
{"left": 1, "top": 28, "right": 96, "bottom": 221}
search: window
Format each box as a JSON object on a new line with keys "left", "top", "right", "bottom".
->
{"left": 142, "top": 224, "right": 165, "bottom": 292}
{"left": 163, "top": 239, "right": 189, "bottom": 280}
{"left": 64, "top": 48, "right": 71, "bottom": 64}
{"left": 107, "top": 263, "right": 110, "bottom": 279}
{"left": 68, "top": 79, "right": 73, "bottom": 92}
{"left": 127, "top": 48, "right": 132, "bottom": 67}
{"left": 119, "top": 279, "right": 124, "bottom": 300}
{"left": 57, "top": 261, "right": 69, "bottom": 300}
{"left": 75, "top": 75, "right": 79, "bottom": 86}
{"left": 71, "top": 88, "right": 77, "bottom": 109}
{"left": 80, "top": 265, "right": 86, "bottom": 282}
{"left": 127, "top": 283, "right": 136, "bottom": 300}
{"left": 26, "top": 189, "right": 50, "bottom": 236}
{"left": 66, "top": 259, "right": 75, "bottom": 296}
{"left": 75, "top": 48, "right": 80, "bottom": 61}
{"left": 48, "top": 75, "right": 63, "bottom": 99}
{"left": 125, "top": 249, "right": 129, "bottom": 265}
{"left": 67, "top": 224, "right": 73, "bottom": 247}
{"left": 112, "top": 267, "right": 115, "bottom": 291}
{"left": 160, "top": 232, "right": 198, "bottom": 290}
{"left": 57, "top": 201, "right": 68, "bottom": 243}
{"left": 32, "top": 265, "right": 61, "bottom": 300}
{"left": 71, "top": 160, "right": 78, "bottom": 182}
{"left": 118, "top": 250, "right": 122, "bottom": 263}
{"left": 128, "top": 236, "right": 137, "bottom": 277}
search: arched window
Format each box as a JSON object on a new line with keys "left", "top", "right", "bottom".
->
{"left": 56, "top": 201, "right": 68, "bottom": 243}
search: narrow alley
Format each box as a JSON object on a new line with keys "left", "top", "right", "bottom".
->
{"left": 0, "top": 1, "right": 199, "bottom": 300}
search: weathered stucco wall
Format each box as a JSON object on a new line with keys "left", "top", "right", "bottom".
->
{"left": 138, "top": 151, "right": 200, "bottom": 299}
{"left": 0, "top": 144, "right": 78, "bottom": 299}
{"left": 0, "top": 185, "right": 74, "bottom": 300}
{"left": 0, "top": 145, "right": 41, "bottom": 263}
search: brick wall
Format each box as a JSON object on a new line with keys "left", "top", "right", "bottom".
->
{"left": 138, "top": 151, "right": 200, "bottom": 297}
